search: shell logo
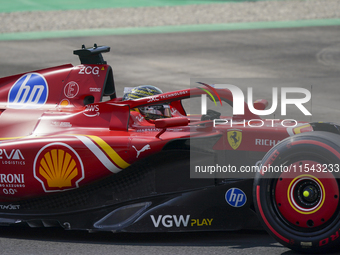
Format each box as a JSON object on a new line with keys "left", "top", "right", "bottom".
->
{"left": 34, "top": 143, "right": 84, "bottom": 192}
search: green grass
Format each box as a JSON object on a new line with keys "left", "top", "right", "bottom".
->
{"left": 0, "top": 0, "right": 292, "bottom": 13}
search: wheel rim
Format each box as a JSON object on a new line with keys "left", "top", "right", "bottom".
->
{"left": 274, "top": 160, "right": 339, "bottom": 229}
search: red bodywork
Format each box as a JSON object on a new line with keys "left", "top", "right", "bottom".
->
{"left": 0, "top": 47, "right": 313, "bottom": 202}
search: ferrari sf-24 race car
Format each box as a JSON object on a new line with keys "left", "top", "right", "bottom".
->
{"left": 1, "top": 44, "right": 340, "bottom": 253}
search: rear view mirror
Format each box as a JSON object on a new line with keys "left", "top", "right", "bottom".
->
{"left": 154, "top": 117, "right": 188, "bottom": 138}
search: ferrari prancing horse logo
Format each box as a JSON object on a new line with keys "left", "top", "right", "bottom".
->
{"left": 227, "top": 129, "right": 242, "bottom": 150}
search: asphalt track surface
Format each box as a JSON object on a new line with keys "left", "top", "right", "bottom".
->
{"left": 0, "top": 25, "right": 340, "bottom": 254}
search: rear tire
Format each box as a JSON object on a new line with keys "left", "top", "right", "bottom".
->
{"left": 254, "top": 132, "right": 340, "bottom": 253}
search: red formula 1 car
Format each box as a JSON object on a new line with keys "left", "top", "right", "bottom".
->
{"left": 0, "top": 44, "right": 340, "bottom": 253}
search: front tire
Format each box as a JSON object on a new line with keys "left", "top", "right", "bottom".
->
{"left": 254, "top": 132, "right": 340, "bottom": 253}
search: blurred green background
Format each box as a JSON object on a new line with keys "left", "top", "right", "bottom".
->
{"left": 1, "top": 0, "right": 290, "bottom": 12}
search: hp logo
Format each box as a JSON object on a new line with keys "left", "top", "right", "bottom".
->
{"left": 225, "top": 188, "right": 247, "bottom": 207}
{"left": 8, "top": 73, "right": 48, "bottom": 109}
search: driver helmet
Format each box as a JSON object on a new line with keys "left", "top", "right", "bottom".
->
{"left": 123, "top": 85, "right": 171, "bottom": 120}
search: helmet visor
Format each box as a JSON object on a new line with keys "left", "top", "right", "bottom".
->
{"left": 139, "top": 104, "right": 171, "bottom": 120}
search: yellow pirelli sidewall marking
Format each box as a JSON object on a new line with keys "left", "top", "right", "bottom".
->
{"left": 287, "top": 174, "right": 325, "bottom": 215}
{"left": 293, "top": 124, "right": 311, "bottom": 134}
{"left": 86, "top": 135, "right": 130, "bottom": 169}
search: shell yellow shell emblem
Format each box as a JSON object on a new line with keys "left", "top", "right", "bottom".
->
{"left": 227, "top": 129, "right": 242, "bottom": 150}
{"left": 34, "top": 143, "right": 84, "bottom": 192}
